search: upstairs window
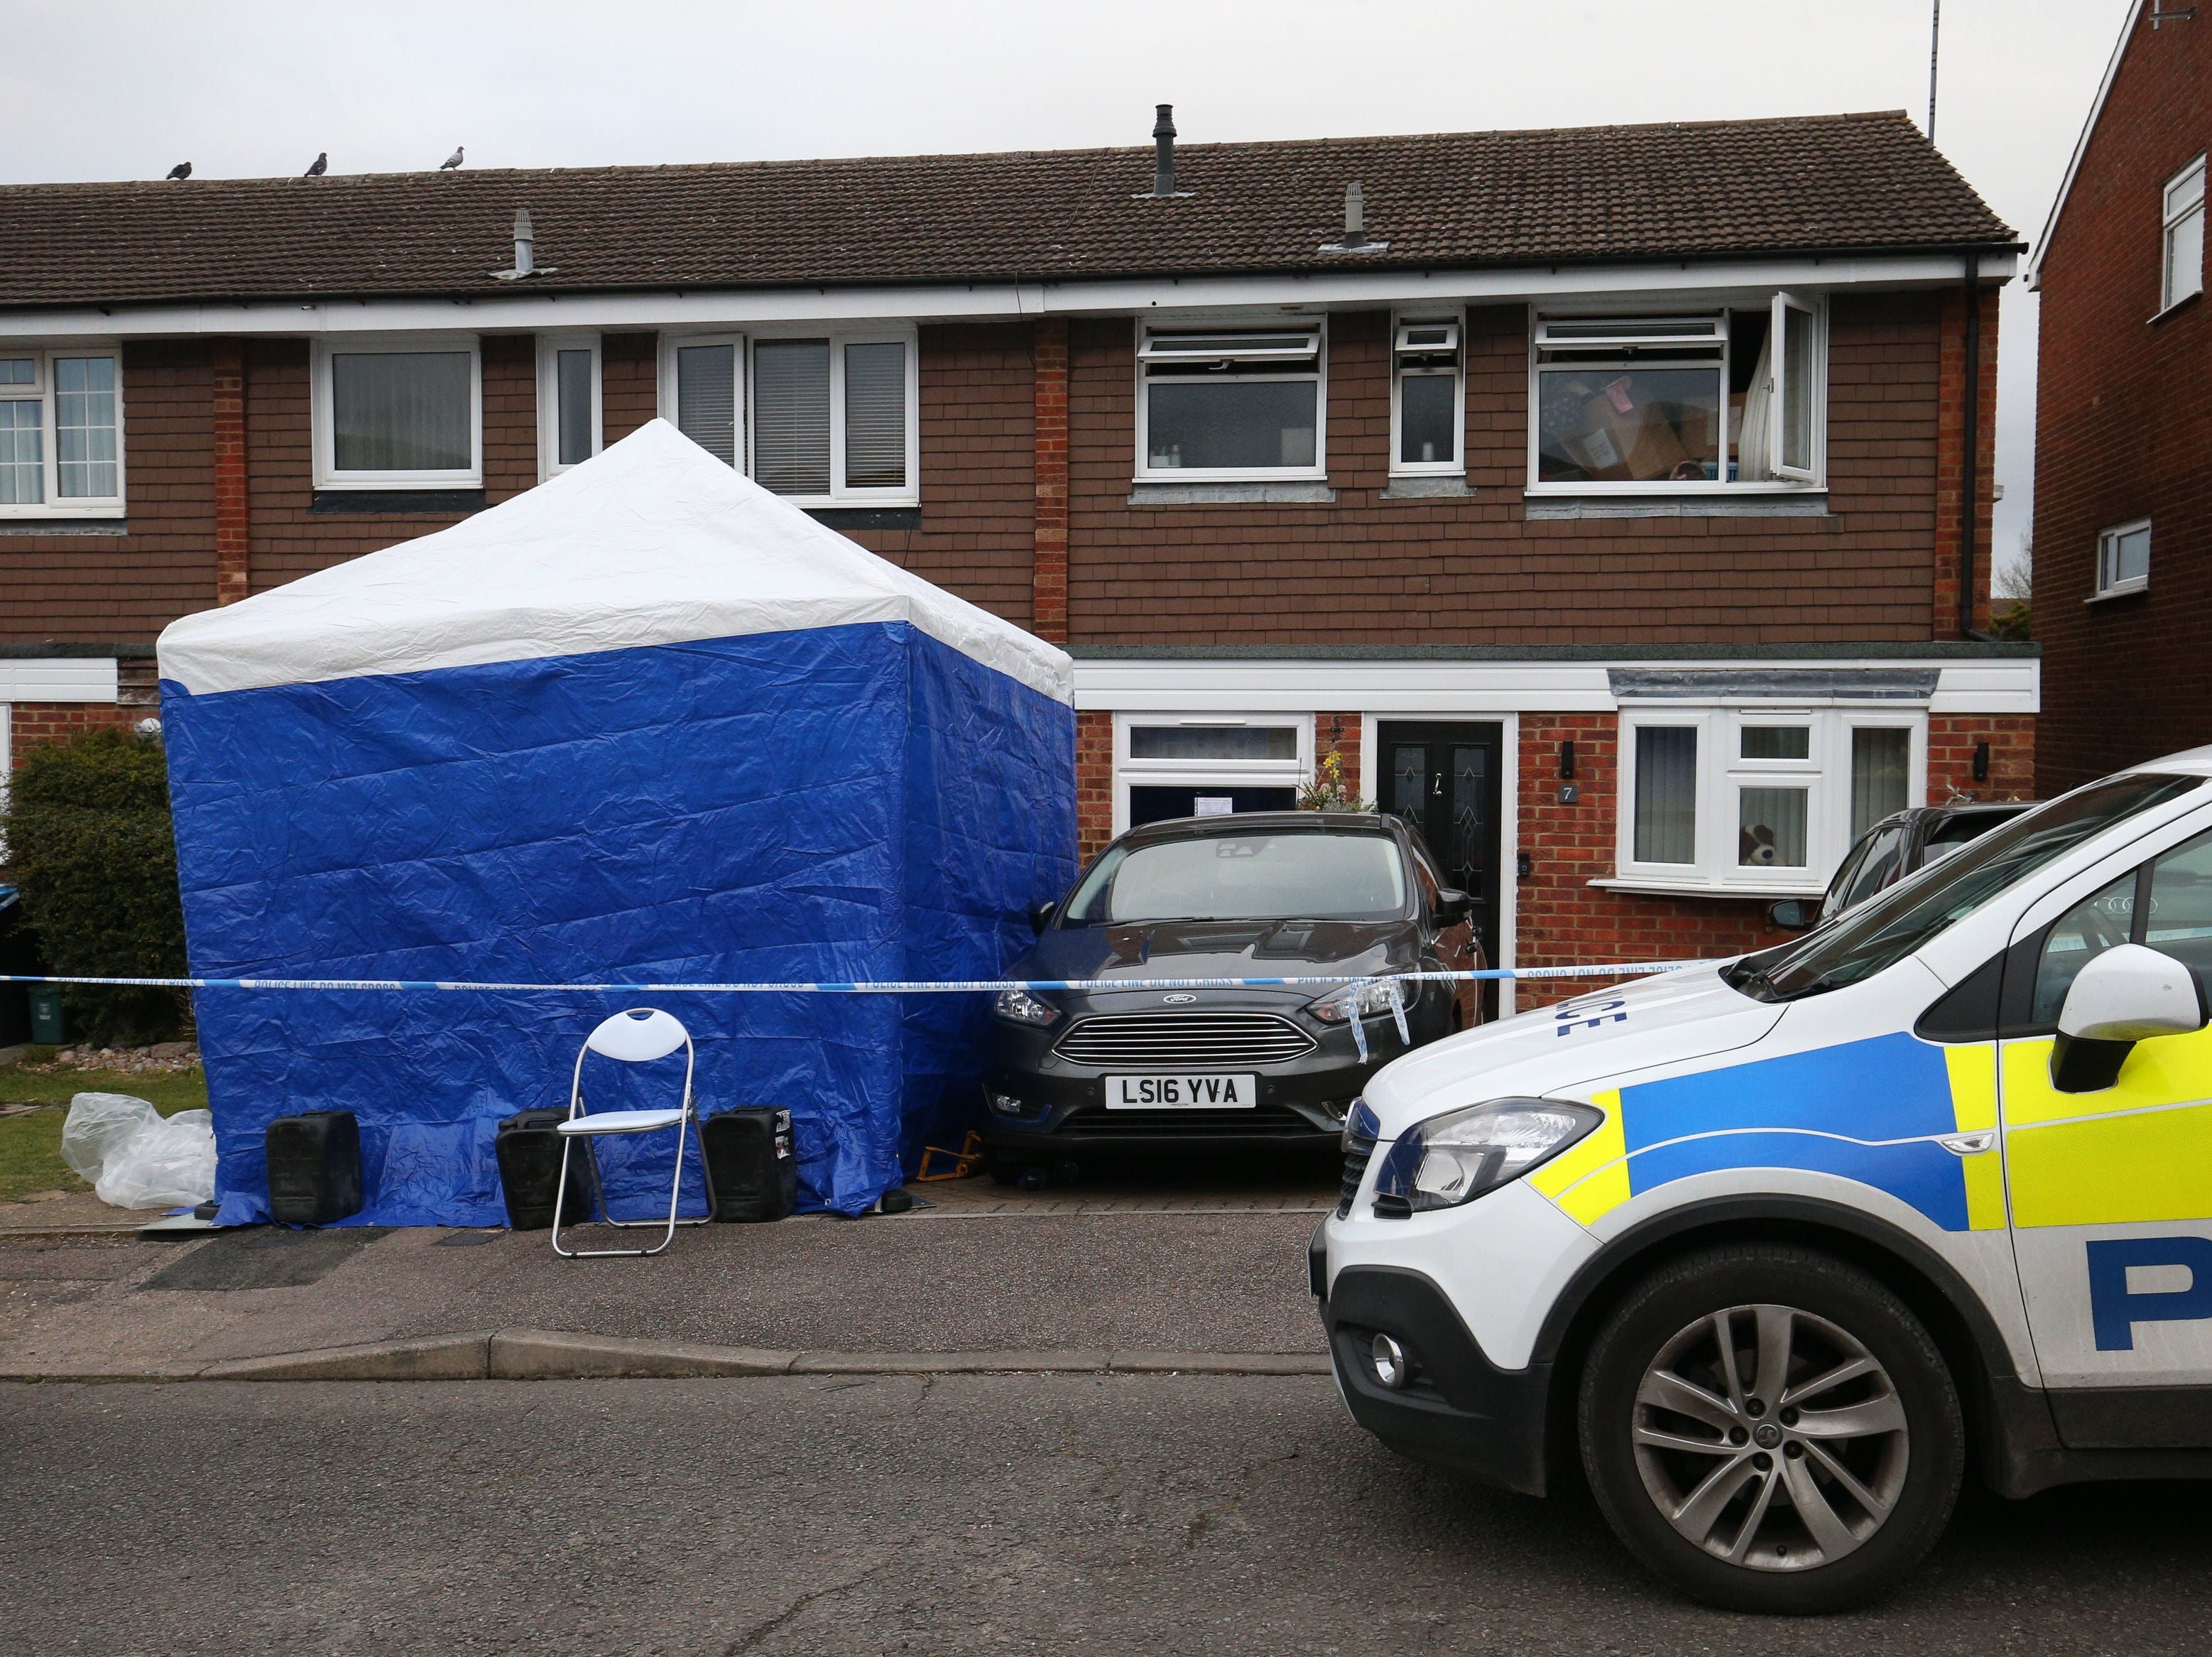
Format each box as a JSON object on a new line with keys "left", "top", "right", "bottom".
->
{"left": 538, "top": 333, "right": 602, "bottom": 479}
{"left": 2096, "top": 518, "right": 2152, "bottom": 598}
{"left": 1530, "top": 298, "right": 1823, "bottom": 492}
{"left": 1616, "top": 709, "right": 1921, "bottom": 895}
{"left": 663, "top": 329, "right": 917, "bottom": 504}
{"left": 1392, "top": 317, "right": 1462, "bottom": 474}
{"left": 2164, "top": 155, "right": 2206, "bottom": 313}
{"left": 1136, "top": 325, "right": 1324, "bottom": 479}
{"left": 0, "top": 347, "right": 124, "bottom": 516}
{"left": 312, "top": 337, "right": 481, "bottom": 489}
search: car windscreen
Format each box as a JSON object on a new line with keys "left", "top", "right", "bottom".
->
{"left": 1061, "top": 830, "right": 1409, "bottom": 925}
{"left": 1726, "top": 773, "right": 2203, "bottom": 1003}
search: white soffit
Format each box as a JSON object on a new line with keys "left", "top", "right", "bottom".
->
{"left": 0, "top": 658, "right": 119, "bottom": 702}
{"left": 1074, "top": 657, "right": 2037, "bottom": 715}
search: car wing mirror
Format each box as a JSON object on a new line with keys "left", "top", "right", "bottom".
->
{"left": 1028, "top": 901, "right": 1058, "bottom": 934}
{"left": 1434, "top": 888, "right": 1473, "bottom": 925}
{"left": 2052, "top": 944, "right": 2208, "bottom": 1093}
{"left": 1767, "top": 898, "right": 1815, "bottom": 930}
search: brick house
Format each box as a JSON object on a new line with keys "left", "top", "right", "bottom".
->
{"left": 0, "top": 109, "right": 2031, "bottom": 1011}
{"left": 2029, "top": 1, "right": 2208, "bottom": 795}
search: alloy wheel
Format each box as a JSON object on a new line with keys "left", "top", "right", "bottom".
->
{"left": 1630, "top": 1302, "right": 1909, "bottom": 1572}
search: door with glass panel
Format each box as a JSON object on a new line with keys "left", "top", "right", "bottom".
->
{"left": 1378, "top": 722, "right": 1504, "bottom": 1015}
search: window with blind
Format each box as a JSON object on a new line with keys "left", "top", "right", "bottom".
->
{"left": 0, "top": 345, "right": 125, "bottom": 516}
{"left": 1618, "top": 710, "right": 1924, "bottom": 894}
{"left": 663, "top": 330, "right": 915, "bottom": 504}
{"left": 312, "top": 337, "right": 480, "bottom": 488}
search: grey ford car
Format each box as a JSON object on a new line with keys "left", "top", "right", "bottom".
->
{"left": 981, "top": 811, "right": 1482, "bottom": 1177}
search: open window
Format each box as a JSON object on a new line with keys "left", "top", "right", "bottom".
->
{"left": 0, "top": 344, "right": 125, "bottom": 517}
{"left": 1615, "top": 708, "right": 1922, "bottom": 895}
{"left": 1391, "top": 316, "right": 1463, "bottom": 474}
{"left": 1135, "top": 324, "right": 1324, "bottom": 479}
{"left": 1530, "top": 300, "right": 1824, "bottom": 492}
{"left": 312, "top": 337, "right": 481, "bottom": 490}
{"left": 2164, "top": 155, "right": 2206, "bottom": 314}
{"left": 537, "top": 333, "right": 602, "bottom": 479}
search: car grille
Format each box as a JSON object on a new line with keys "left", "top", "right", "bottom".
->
{"left": 1059, "top": 1105, "right": 1322, "bottom": 1137}
{"left": 1338, "top": 1130, "right": 1377, "bottom": 1217}
{"left": 1052, "top": 1011, "right": 1317, "bottom": 1068}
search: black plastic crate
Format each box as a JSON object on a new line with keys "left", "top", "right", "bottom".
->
{"left": 495, "top": 1108, "right": 596, "bottom": 1230}
{"left": 702, "top": 1107, "right": 797, "bottom": 1222}
{"left": 265, "top": 1110, "right": 362, "bottom": 1226}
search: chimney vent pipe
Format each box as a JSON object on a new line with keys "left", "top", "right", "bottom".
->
{"left": 1341, "top": 182, "right": 1367, "bottom": 247}
{"left": 512, "top": 208, "right": 535, "bottom": 277}
{"left": 1152, "top": 104, "right": 1177, "bottom": 197}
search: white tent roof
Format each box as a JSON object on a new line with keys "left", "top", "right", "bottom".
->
{"left": 158, "top": 418, "right": 1072, "bottom": 703}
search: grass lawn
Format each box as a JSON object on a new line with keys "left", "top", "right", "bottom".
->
{"left": 0, "top": 1065, "right": 209, "bottom": 1204}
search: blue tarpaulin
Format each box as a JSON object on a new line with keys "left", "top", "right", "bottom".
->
{"left": 156, "top": 420, "right": 1075, "bottom": 1222}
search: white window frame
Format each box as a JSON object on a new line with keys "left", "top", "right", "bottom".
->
{"left": 659, "top": 331, "right": 745, "bottom": 472}
{"left": 2163, "top": 154, "right": 2206, "bottom": 315}
{"left": 311, "top": 335, "right": 483, "bottom": 490}
{"left": 0, "top": 342, "right": 126, "bottom": 519}
{"left": 1611, "top": 707, "right": 1926, "bottom": 897}
{"left": 2093, "top": 516, "right": 2152, "bottom": 599}
{"left": 1133, "top": 317, "right": 1329, "bottom": 484}
{"left": 1390, "top": 313, "right": 1465, "bottom": 477}
{"left": 1525, "top": 298, "right": 1827, "bottom": 496}
{"left": 657, "top": 325, "right": 921, "bottom": 506}
{"left": 1110, "top": 712, "right": 1314, "bottom": 838}
{"left": 536, "top": 332, "right": 603, "bottom": 480}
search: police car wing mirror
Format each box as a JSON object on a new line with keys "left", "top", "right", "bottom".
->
{"left": 2052, "top": 944, "right": 2209, "bottom": 1093}
{"left": 1767, "top": 898, "right": 1815, "bottom": 930}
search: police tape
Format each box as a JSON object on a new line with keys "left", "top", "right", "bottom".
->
{"left": 0, "top": 960, "right": 1714, "bottom": 995}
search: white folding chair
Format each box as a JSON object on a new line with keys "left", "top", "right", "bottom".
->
{"left": 552, "top": 1007, "right": 717, "bottom": 1257}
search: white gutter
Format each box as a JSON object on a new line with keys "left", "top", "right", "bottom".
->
{"left": 0, "top": 250, "right": 2020, "bottom": 339}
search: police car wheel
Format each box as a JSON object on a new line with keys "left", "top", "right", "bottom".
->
{"left": 1577, "top": 1244, "right": 1963, "bottom": 1614}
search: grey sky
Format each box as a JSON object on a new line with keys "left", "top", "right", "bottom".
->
{"left": 1, "top": 0, "right": 2132, "bottom": 577}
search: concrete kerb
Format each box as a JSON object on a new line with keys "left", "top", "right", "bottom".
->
{"left": 0, "top": 1329, "right": 1332, "bottom": 1384}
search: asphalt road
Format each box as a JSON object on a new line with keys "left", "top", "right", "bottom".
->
{"left": 6, "top": 1376, "right": 2209, "bottom": 1656}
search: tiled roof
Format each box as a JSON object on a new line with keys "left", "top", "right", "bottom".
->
{"left": 0, "top": 111, "right": 2016, "bottom": 309}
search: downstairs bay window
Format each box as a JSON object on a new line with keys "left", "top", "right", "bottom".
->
{"left": 1135, "top": 324, "right": 1324, "bottom": 479}
{"left": 0, "top": 346, "right": 124, "bottom": 517}
{"left": 1530, "top": 297, "right": 1824, "bottom": 493}
{"left": 1614, "top": 709, "right": 1922, "bottom": 896}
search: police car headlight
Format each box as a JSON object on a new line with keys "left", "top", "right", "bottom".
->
{"left": 1370, "top": 1097, "right": 1603, "bottom": 1216}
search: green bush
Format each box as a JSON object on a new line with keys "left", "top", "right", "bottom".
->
{"left": 1, "top": 726, "right": 190, "bottom": 1046}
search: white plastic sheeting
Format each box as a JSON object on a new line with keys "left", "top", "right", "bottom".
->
{"left": 60, "top": 1092, "right": 217, "bottom": 1210}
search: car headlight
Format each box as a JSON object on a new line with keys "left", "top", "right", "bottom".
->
{"left": 1306, "top": 976, "right": 1412, "bottom": 1024}
{"left": 1370, "top": 1097, "right": 1603, "bottom": 1216}
{"left": 993, "top": 987, "right": 1061, "bottom": 1027}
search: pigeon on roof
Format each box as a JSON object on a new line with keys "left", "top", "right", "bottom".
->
{"left": 165, "top": 161, "right": 191, "bottom": 180}
{"left": 438, "top": 146, "right": 464, "bottom": 171}
{"left": 303, "top": 152, "right": 327, "bottom": 178}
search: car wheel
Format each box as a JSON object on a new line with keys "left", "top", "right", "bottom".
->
{"left": 1576, "top": 1243, "right": 1962, "bottom": 1614}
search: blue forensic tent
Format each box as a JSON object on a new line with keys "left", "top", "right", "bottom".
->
{"left": 157, "top": 420, "right": 1075, "bottom": 1222}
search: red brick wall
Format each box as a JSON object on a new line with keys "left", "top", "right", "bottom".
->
{"left": 601, "top": 332, "right": 660, "bottom": 443}
{"left": 0, "top": 340, "right": 219, "bottom": 643}
{"left": 1077, "top": 710, "right": 1114, "bottom": 862}
{"left": 1316, "top": 712, "right": 1363, "bottom": 801}
{"left": 1929, "top": 714, "right": 2036, "bottom": 803}
{"left": 1064, "top": 295, "right": 1957, "bottom": 647}
{"left": 2032, "top": 7, "right": 2212, "bottom": 794}
{"left": 9, "top": 700, "right": 144, "bottom": 762}
{"left": 1032, "top": 320, "right": 1069, "bottom": 643}
{"left": 1512, "top": 713, "right": 1800, "bottom": 1011}
{"left": 1930, "top": 286, "right": 2000, "bottom": 639}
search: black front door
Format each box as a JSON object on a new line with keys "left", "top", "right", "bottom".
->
{"left": 1378, "top": 722, "right": 1505, "bottom": 1014}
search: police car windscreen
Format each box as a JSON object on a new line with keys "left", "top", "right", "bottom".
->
{"left": 1061, "top": 831, "right": 1408, "bottom": 924}
{"left": 1728, "top": 773, "right": 2204, "bottom": 1001}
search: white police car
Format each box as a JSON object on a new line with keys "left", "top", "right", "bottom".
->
{"left": 1319, "top": 753, "right": 2212, "bottom": 1612}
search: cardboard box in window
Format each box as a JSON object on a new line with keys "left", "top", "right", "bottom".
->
{"left": 1562, "top": 376, "right": 1694, "bottom": 482}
